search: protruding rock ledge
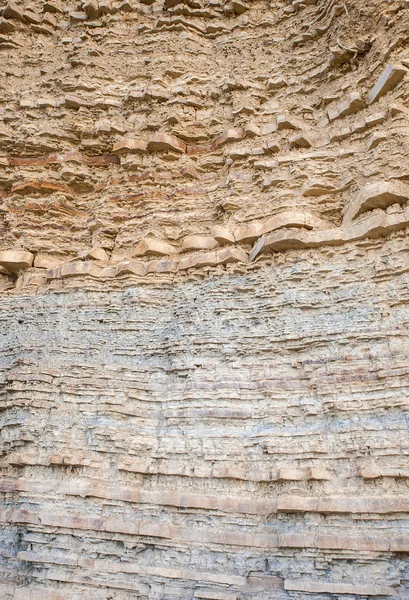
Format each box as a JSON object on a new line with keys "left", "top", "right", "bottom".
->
{"left": 181, "top": 235, "right": 218, "bottom": 252}
{"left": 251, "top": 205, "right": 409, "bottom": 258}
{"left": 277, "top": 495, "right": 409, "bottom": 513}
{"left": 5, "top": 203, "right": 409, "bottom": 292}
{"left": 13, "top": 246, "right": 249, "bottom": 290}
{"left": 343, "top": 181, "right": 409, "bottom": 222}
{"left": 0, "top": 250, "right": 34, "bottom": 272}
{"left": 284, "top": 580, "right": 397, "bottom": 596}
{"left": 235, "top": 210, "right": 331, "bottom": 243}
{"left": 0, "top": 477, "right": 276, "bottom": 515}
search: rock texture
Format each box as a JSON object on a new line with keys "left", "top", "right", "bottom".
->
{"left": 1, "top": 0, "right": 409, "bottom": 598}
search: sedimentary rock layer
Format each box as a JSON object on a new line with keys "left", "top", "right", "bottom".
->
{"left": 1, "top": 0, "right": 409, "bottom": 598}
{"left": 2, "top": 237, "right": 409, "bottom": 599}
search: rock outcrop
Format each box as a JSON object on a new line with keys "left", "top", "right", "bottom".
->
{"left": 1, "top": 0, "right": 409, "bottom": 598}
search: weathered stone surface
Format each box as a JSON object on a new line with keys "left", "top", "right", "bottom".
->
{"left": 85, "top": 247, "right": 109, "bottom": 262}
{"left": 284, "top": 580, "right": 397, "bottom": 596}
{"left": 277, "top": 495, "right": 409, "bottom": 513}
{"left": 33, "top": 254, "right": 64, "bottom": 269}
{"left": 3, "top": 234, "right": 409, "bottom": 596}
{"left": 267, "top": 77, "right": 287, "bottom": 90}
{"left": 2, "top": 0, "right": 409, "bottom": 598}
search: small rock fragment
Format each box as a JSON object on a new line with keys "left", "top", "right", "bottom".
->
{"left": 85, "top": 247, "right": 109, "bottom": 262}
{"left": 134, "top": 238, "right": 177, "bottom": 257}
{"left": 264, "top": 141, "right": 280, "bottom": 153}
{"left": 267, "top": 77, "right": 287, "bottom": 91}
{"left": 147, "top": 133, "right": 186, "bottom": 154}
{"left": 232, "top": 0, "right": 249, "bottom": 14}
{"left": 289, "top": 133, "right": 311, "bottom": 148}
{"left": 276, "top": 115, "right": 298, "bottom": 130}
{"left": 244, "top": 123, "right": 260, "bottom": 137}
{"left": 113, "top": 138, "right": 148, "bottom": 154}
{"left": 367, "top": 64, "right": 407, "bottom": 104}
{"left": 211, "top": 226, "right": 235, "bottom": 245}
{"left": 3, "top": 3, "right": 26, "bottom": 21}
{"left": 328, "top": 92, "right": 366, "bottom": 121}
{"left": 181, "top": 236, "right": 218, "bottom": 252}
{"left": 260, "top": 122, "right": 277, "bottom": 135}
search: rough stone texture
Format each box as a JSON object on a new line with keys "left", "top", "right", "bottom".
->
{"left": 1, "top": 0, "right": 409, "bottom": 598}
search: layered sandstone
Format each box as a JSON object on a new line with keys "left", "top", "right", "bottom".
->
{"left": 1, "top": 0, "right": 409, "bottom": 598}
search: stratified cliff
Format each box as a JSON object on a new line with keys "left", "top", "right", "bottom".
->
{"left": 1, "top": 0, "right": 409, "bottom": 598}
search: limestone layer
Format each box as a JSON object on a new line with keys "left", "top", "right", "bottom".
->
{"left": 1, "top": 0, "right": 409, "bottom": 598}
{"left": 2, "top": 236, "right": 409, "bottom": 599}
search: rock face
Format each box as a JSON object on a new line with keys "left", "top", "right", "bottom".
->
{"left": 1, "top": 0, "right": 409, "bottom": 598}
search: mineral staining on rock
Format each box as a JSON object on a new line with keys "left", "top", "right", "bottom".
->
{"left": 1, "top": 0, "right": 409, "bottom": 598}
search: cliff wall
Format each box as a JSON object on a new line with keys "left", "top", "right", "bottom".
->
{"left": 1, "top": 0, "right": 409, "bottom": 598}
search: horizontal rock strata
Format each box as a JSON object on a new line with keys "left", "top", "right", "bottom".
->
{"left": 1, "top": 0, "right": 409, "bottom": 598}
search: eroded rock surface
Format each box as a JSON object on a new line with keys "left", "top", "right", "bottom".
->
{"left": 1, "top": 0, "right": 409, "bottom": 598}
